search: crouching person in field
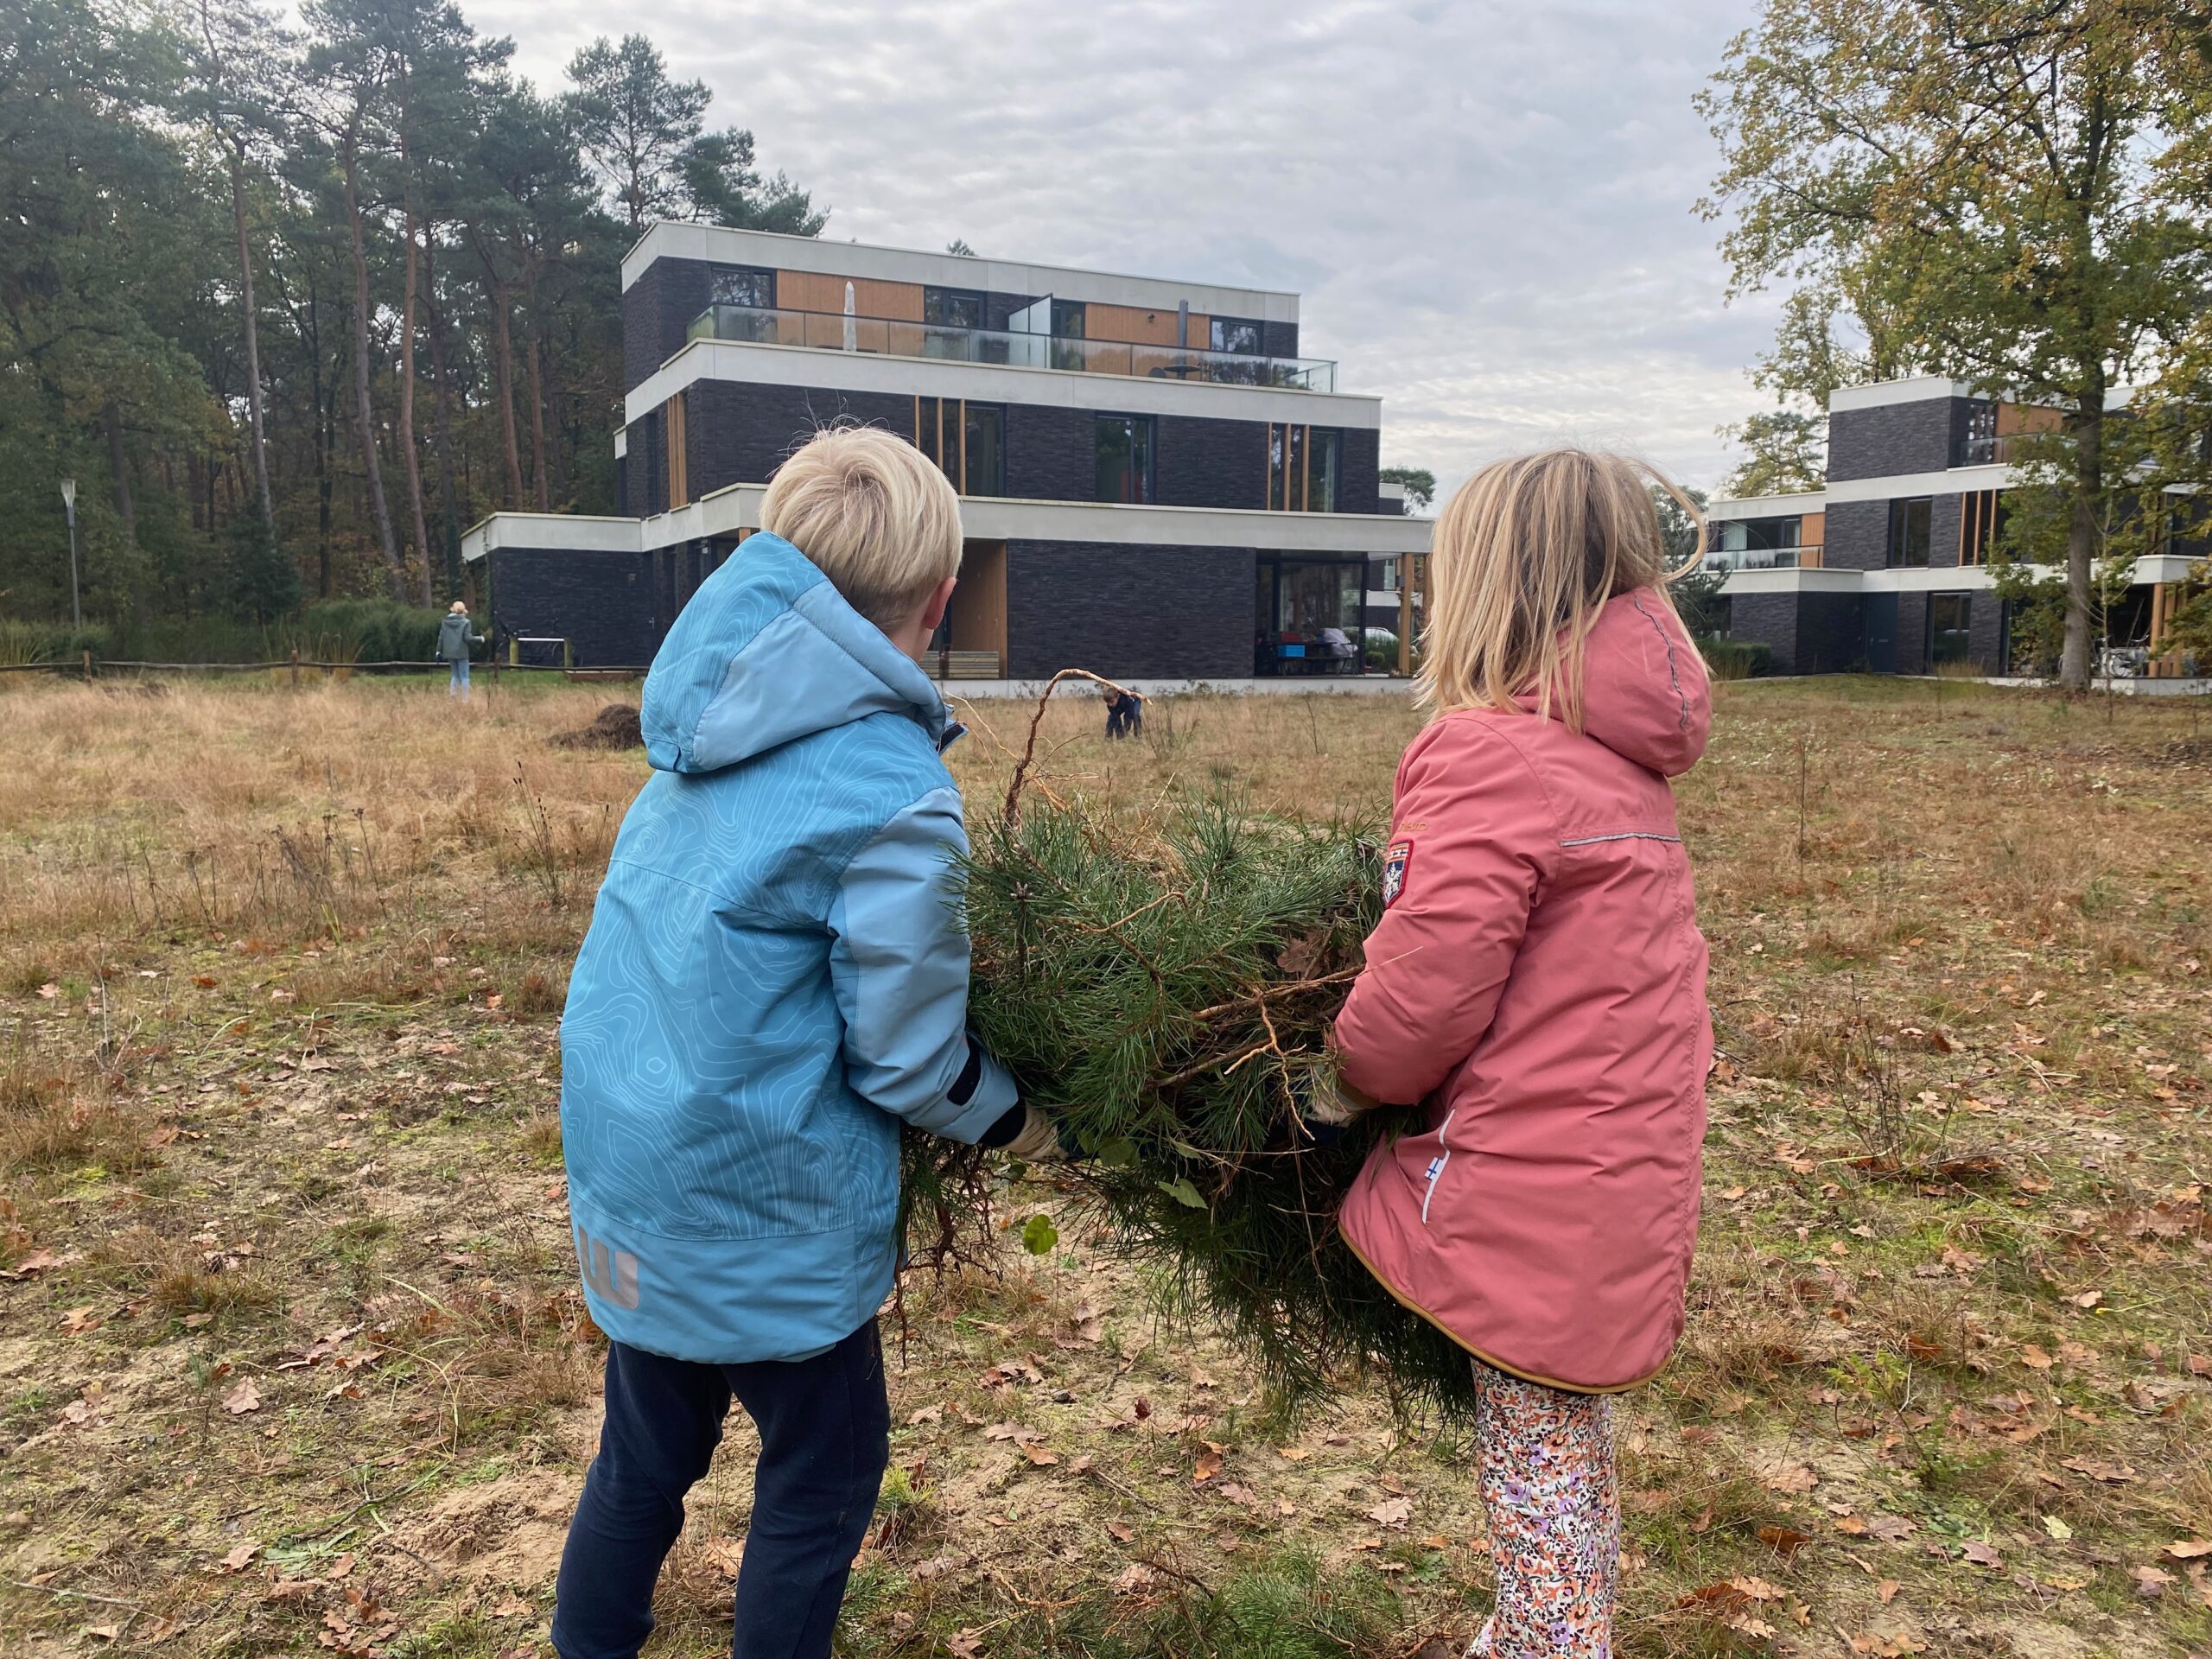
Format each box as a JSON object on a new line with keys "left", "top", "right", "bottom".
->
{"left": 552, "top": 426, "right": 1062, "bottom": 1659}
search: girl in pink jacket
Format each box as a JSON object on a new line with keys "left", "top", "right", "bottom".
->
{"left": 1328, "top": 448, "right": 1713, "bottom": 1657}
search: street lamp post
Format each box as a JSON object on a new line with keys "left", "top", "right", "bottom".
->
{"left": 60, "top": 480, "right": 80, "bottom": 631}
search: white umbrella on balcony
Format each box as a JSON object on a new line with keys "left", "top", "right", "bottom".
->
{"left": 843, "top": 282, "right": 856, "bottom": 353}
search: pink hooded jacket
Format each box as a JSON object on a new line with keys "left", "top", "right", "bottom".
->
{"left": 1336, "top": 588, "right": 1713, "bottom": 1393}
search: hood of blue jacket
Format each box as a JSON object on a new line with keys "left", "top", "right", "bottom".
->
{"left": 639, "top": 533, "right": 952, "bottom": 774}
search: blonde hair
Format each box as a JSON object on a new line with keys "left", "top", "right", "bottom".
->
{"left": 1415, "top": 448, "right": 1706, "bottom": 728}
{"left": 760, "top": 424, "right": 963, "bottom": 629}
{"left": 449, "top": 600, "right": 467, "bottom": 613}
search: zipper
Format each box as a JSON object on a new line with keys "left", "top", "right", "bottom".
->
{"left": 1420, "top": 1109, "right": 1457, "bottom": 1225}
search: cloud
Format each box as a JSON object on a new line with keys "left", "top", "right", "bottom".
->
{"left": 471, "top": 0, "right": 1777, "bottom": 494}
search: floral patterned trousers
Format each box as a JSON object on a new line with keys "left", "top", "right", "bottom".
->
{"left": 1465, "top": 1362, "right": 1618, "bottom": 1659}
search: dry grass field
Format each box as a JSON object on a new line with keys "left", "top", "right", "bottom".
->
{"left": 1, "top": 671, "right": 2209, "bottom": 1659}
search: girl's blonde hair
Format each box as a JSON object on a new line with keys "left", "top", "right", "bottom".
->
{"left": 1414, "top": 448, "right": 1707, "bottom": 728}
{"left": 761, "top": 423, "right": 963, "bottom": 630}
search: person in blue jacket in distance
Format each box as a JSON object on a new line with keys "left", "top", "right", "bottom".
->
{"left": 553, "top": 425, "right": 1062, "bottom": 1659}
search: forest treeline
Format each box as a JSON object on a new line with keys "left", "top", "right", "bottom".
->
{"left": 2, "top": 0, "right": 823, "bottom": 652}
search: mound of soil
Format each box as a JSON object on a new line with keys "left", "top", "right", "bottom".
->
{"left": 551, "top": 703, "right": 643, "bottom": 750}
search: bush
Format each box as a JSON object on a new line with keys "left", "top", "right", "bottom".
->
{"left": 1363, "top": 627, "right": 1398, "bottom": 671}
{"left": 0, "top": 619, "right": 114, "bottom": 667}
{"left": 1699, "top": 637, "right": 1772, "bottom": 680}
{"left": 301, "top": 599, "right": 444, "bottom": 664}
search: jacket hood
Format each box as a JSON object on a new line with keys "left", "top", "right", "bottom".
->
{"left": 1521, "top": 588, "right": 1710, "bottom": 777}
{"left": 639, "top": 532, "right": 952, "bottom": 773}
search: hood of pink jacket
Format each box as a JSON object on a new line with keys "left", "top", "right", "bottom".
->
{"left": 1517, "top": 589, "right": 1709, "bottom": 779}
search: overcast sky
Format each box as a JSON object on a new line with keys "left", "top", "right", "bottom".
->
{"left": 469, "top": 0, "right": 1780, "bottom": 499}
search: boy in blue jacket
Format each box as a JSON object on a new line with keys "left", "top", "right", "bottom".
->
{"left": 552, "top": 426, "right": 1058, "bottom": 1659}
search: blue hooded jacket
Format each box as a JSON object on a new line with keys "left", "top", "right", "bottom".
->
{"left": 559, "top": 532, "right": 1018, "bottom": 1363}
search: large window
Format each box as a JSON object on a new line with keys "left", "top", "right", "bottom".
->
{"left": 963, "top": 404, "right": 1005, "bottom": 497}
{"left": 913, "top": 398, "right": 1005, "bottom": 497}
{"left": 1888, "top": 497, "right": 1933, "bottom": 568}
{"left": 1719, "top": 516, "right": 1800, "bottom": 552}
{"left": 1095, "top": 414, "right": 1154, "bottom": 504}
{"left": 1051, "top": 299, "right": 1086, "bottom": 338}
{"left": 1268, "top": 425, "right": 1342, "bottom": 511}
{"left": 1928, "top": 594, "right": 1972, "bottom": 665}
{"left": 923, "top": 286, "right": 985, "bottom": 329}
{"left": 1211, "top": 317, "right": 1264, "bottom": 354}
{"left": 1255, "top": 558, "right": 1365, "bottom": 676}
{"left": 709, "top": 265, "right": 774, "bottom": 308}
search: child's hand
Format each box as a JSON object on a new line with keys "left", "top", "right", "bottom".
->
{"left": 1297, "top": 1065, "right": 1381, "bottom": 1128}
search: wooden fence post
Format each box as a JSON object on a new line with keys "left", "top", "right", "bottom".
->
{"left": 81, "top": 649, "right": 93, "bottom": 683}
{"left": 289, "top": 646, "right": 301, "bottom": 690}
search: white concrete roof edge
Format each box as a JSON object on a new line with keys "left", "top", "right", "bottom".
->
{"left": 624, "top": 337, "right": 1379, "bottom": 430}
{"left": 620, "top": 222, "right": 1300, "bottom": 321}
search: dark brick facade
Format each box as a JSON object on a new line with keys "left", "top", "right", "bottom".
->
{"left": 686, "top": 383, "right": 912, "bottom": 499}
{"left": 1727, "top": 590, "right": 1866, "bottom": 675}
{"left": 1006, "top": 405, "right": 1096, "bottom": 500}
{"left": 1155, "top": 415, "right": 1267, "bottom": 510}
{"left": 486, "top": 547, "right": 658, "bottom": 667}
{"left": 1928, "top": 493, "right": 1963, "bottom": 569}
{"left": 624, "top": 257, "right": 714, "bottom": 394}
{"left": 1006, "top": 540, "right": 1255, "bottom": 680}
{"left": 1827, "top": 397, "right": 1957, "bottom": 481}
{"left": 1338, "top": 427, "right": 1381, "bottom": 514}
{"left": 1822, "top": 499, "right": 1891, "bottom": 571}
{"left": 1262, "top": 320, "right": 1300, "bottom": 360}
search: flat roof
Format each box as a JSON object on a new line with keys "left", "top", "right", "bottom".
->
{"left": 620, "top": 222, "right": 1300, "bottom": 324}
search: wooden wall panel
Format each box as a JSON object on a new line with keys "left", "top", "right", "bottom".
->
{"left": 1799, "top": 512, "right": 1825, "bottom": 546}
{"left": 1184, "top": 313, "right": 1211, "bottom": 349}
{"left": 950, "top": 540, "right": 1007, "bottom": 664}
{"left": 1084, "top": 302, "right": 1185, "bottom": 346}
{"left": 1995, "top": 402, "right": 2063, "bottom": 437}
{"left": 776, "top": 270, "right": 925, "bottom": 321}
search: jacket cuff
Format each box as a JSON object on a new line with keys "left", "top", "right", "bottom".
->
{"left": 931, "top": 1039, "right": 1020, "bottom": 1144}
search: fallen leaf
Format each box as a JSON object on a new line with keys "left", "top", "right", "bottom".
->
{"left": 1275, "top": 1445, "right": 1310, "bottom": 1462}
{"left": 1758, "top": 1524, "right": 1813, "bottom": 1558}
{"left": 1019, "top": 1443, "right": 1059, "bottom": 1467}
{"left": 217, "top": 1541, "right": 262, "bottom": 1573}
{"left": 2020, "top": 1343, "right": 2055, "bottom": 1370}
{"left": 1192, "top": 1446, "right": 1223, "bottom": 1484}
{"left": 1367, "top": 1497, "right": 1412, "bottom": 1529}
{"left": 223, "top": 1379, "right": 263, "bottom": 1414}
{"left": 1875, "top": 1579, "right": 1901, "bottom": 1605}
{"left": 1961, "top": 1539, "right": 2003, "bottom": 1568}
{"left": 1106, "top": 1521, "right": 1135, "bottom": 1543}
{"left": 2043, "top": 1515, "right": 2074, "bottom": 1541}
{"left": 2131, "top": 1564, "right": 2175, "bottom": 1598}
{"left": 1755, "top": 1456, "right": 1818, "bottom": 1495}
{"left": 906, "top": 1405, "right": 944, "bottom": 1426}
{"left": 2165, "top": 1540, "right": 2212, "bottom": 1560}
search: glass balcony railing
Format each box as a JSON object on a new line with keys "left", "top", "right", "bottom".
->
{"left": 1956, "top": 433, "right": 2037, "bottom": 467}
{"left": 684, "top": 302, "right": 1338, "bottom": 392}
{"left": 1704, "top": 545, "right": 1809, "bottom": 572}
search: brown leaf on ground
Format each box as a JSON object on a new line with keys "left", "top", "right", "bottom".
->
{"left": 1192, "top": 1444, "right": 1224, "bottom": 1483}
{"left": 216, "top": 1541, "right": 261, "bottom": 1573}
{"left": 1754, "top": 1455, "right": 1817, "bottom": 1494}
{"left": 222, "top": 1378, "right": 262, "bottom": 1414}
{"left": 1367, "top": 1496, "right": 1412, "bottom": 1529}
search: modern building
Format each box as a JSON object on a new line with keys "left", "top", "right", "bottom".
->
{"left": 1704, "top": 376, "right": 2202, "bottom": 677}
{"left": 461, "top": 225, "right": 1430, "bottom": 683}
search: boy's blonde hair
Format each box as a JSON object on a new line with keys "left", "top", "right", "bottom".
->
{"left": 760, "top": 424, "right": 963, "bottom": 630}
{"left": 1415, "top": 448, "right": 1707, "bottom": 728}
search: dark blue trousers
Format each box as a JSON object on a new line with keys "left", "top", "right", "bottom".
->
{"left": 550, "top": 1322, "right": 891, "bottom": 1659}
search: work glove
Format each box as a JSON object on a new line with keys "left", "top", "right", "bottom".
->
{"left": 1299, "top": 1063, "right": 1379, "bottom": 1128}
{"left": 995, "top": 1105, "right": 1068, "bottom": 1165}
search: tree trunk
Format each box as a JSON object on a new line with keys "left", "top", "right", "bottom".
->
{"left": 340, "top": 125, "right": 404, "bottom": 600}
{"left": 488, "top": 273, "right": 525, "bottom": 506}
{"left": 421, "top": 233, "right": 465, "bottom": 596}
{"left": 398, "top": 192, "right": 435, "bottom": 606}
{"left": 226, "top": 142, "right": 276, "bottom": 539}
{"left": 102, "top": 398, "right": 149, "bottom": 627}
{"left": 527, "top": 332, "right": 550, "bottom": 512}
{"left": 2058, "top": 388, "right": 2104, "bottom": 693}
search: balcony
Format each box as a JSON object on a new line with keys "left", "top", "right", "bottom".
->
{"left": 1704, "top": 545, "right": 1811, "bottom": 573}
{"left": 1955, "top": 433, "right": 2038, "bottom": 467}
{"left": 684, "top": 302, "right": 1338, "bottom": 392}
